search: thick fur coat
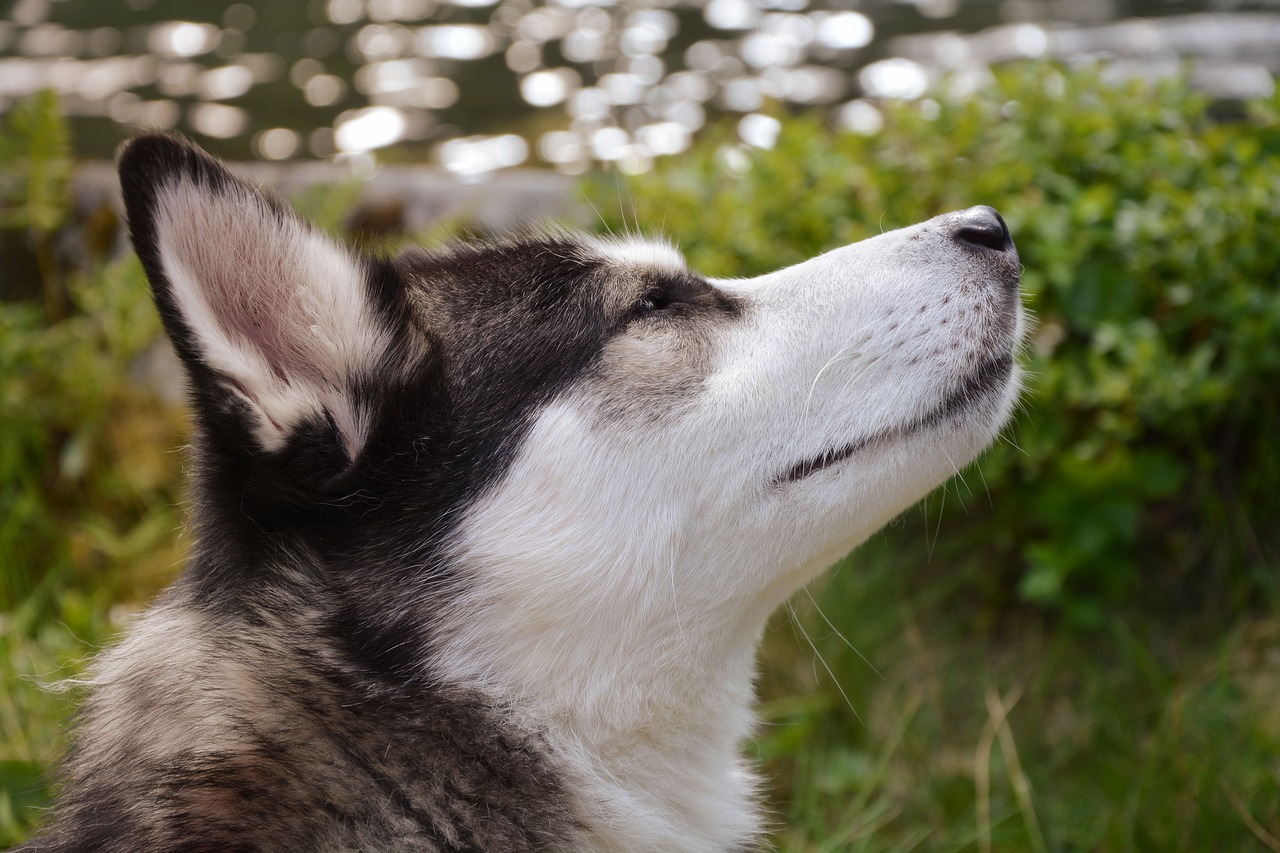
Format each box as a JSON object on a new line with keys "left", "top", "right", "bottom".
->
{"left": 17, "top": 134, "right": 1023, "bottom": 852}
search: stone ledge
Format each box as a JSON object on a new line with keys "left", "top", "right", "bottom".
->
{"left": 72, "top": 159, "right": 584, "bottom": 240}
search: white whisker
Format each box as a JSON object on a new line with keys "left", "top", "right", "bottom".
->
{"left": 788, "top": 601, "right": 863, "bottom": 725}
{"left": 802, "top": 587, "right": 882, "bottom": 680}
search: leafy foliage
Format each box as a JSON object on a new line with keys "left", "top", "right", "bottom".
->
{"left": 0, "top": 88, "right": 70, "bottom": 236}
{"left": 0, "top": 93, "right": 186, "bottom": 845}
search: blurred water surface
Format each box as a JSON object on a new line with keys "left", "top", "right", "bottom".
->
{"left": 2, "top": 0, "right": 1278, "bottom": 175}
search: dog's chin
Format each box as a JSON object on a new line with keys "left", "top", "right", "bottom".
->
{"left": 777, "top": 352, "right": 1017, "bottom": 486}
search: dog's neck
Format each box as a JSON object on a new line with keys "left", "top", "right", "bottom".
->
{"left": 434, "top": 577, "right": 771, "bottom": 852}
{"left": 546, "top": 666, "right": 763, "bottom": 852}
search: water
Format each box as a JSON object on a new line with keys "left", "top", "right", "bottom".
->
{"left": 1, "top": 0, "right": 1277, "bottom": 176}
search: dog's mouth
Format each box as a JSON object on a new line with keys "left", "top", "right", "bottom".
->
{"left": 778, "top": 353, "right": 1014, "bottom": 485}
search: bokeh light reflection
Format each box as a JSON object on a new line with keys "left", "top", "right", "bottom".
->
{"left": 0, "top": 0, "right": 1276, "bottom": 176}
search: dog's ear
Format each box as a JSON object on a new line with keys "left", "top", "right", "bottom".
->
{"left": 118, "top": 134, "right": 402, "bottom": 463}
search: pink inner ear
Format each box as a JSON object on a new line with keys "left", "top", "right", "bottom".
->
{"left": 201, "top": 254, "right": 309, "bottom": 385}
{"left": 156, "top": 179, "right": 387, "bottom": 458}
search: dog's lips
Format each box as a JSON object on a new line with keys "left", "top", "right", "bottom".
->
{"left": 778, "top": 352, "right": 1015, "bottom": 485}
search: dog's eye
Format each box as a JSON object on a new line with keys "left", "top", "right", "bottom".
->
{"left": 634, "top": 291, "right": 671, "bottom": 315}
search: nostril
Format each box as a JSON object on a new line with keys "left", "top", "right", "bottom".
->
{"left": 954, "top": 206, "right": 1012, "bottom": 252}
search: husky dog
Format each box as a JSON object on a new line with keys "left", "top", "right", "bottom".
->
{"left": 19, "top": 133, "right": 1022, "bottom": 852}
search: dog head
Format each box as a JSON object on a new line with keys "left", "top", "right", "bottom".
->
{"left": 119, "top": 132, "right": 1022, "bottom": 843}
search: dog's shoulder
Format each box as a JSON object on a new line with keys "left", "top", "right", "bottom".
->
{"left": 22, "top": 586, "right": 582, "bottom": 852}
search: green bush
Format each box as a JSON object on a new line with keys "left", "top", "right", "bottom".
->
{"left": 1, "top": 92, "right": 185, "bottom": 613}
{"left": 599, "top": 63, "right": 1280, "bottom": 629}
{"left": 0, "top": 93, "right": 186, "bottom": 845}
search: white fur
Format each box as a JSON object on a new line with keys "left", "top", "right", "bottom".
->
{"left": 588, "top": 233, "right": 689, "bottom": 279}
{"left": 155, "top": 180, "right": 393, "bottom": 458}
{"left": 435, "top": 227, "right": 1023, "bottom": 850}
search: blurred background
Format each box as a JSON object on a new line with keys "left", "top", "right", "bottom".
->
{"left": 1, "top": 0, "right": 1278, "bottom": 173}
{"left": 3, "top": 0, "right": 1280, "bottom": 850}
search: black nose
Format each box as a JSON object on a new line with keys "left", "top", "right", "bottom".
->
{"left": 953, "top": 206, "right": 1013, "bottom": 252}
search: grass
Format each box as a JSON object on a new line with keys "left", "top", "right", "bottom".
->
{"left": 752, "top": 516, "right": 1280, "bottom": 852}
{"left": 0, "top": 397, "right": 185, "bottom": 846}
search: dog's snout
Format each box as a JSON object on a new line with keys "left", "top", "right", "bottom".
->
{"left": 952, "top": 206, "right": 1013, "bottom": 253}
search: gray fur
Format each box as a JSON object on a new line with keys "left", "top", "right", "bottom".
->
{"left": 22, "top": 572, "right": 582, "bottom": 852}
